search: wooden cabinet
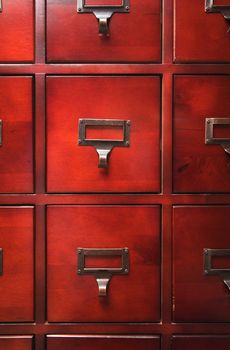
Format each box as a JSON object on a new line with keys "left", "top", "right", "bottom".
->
{"left": 0, "top": 336, "right": 33, "bottom": 350}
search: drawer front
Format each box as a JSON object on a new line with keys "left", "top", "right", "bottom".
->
{"left": 173, "top": 206, "right": 230, "bottom": 322}
{"left": 174, "top": 0, "right": 230, "bottom": 62}
{"left": 46, "top": 0, "right": 161, "bottom": 62}
{"left": 47, "top": 335, "right": 160, "bottom": 350}
{"left": 0, "top": 77, "right": 33, "bottom": 193}
{"left": 47, "top": 205, "right": 161, "bottom": 322}
{"left": 0, "top": 207, "right": 34, "bottom": 322}
{"left": 0, "top": 0, "right": 34, "bottom": 62}
{"left": 172, "top": 336, "right": 230, "bottom": 350}
{"left": 173, "top": 75, "right": 230, "bottom": 193}
{"left": 47, "top": 76, "right": 161, "bottom": 193}
{"left": 0, "top": 336, "right": 33, "bottom": 350}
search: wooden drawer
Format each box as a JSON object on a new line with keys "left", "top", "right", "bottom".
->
{"left": 47, "top": 76, "right": 161, "bottom": 193}
{"left": 0, "top": 0, "right": 34, "bottom": 62}
{"left": 0, "top": 336, "right": 33, "bottom": 350}
{"left": 47, "top": 335, "right": 160, "bottom": 350}
{"left": 173, "top": 75, "right": 230, "bottom": 193}
{"left": 174, "top": 0, "right": 230, "bottom": 62}
{"left": 172, "top": 336, "right": 230, "bottom": 350}
{"left": 46, "top": 0, "right": 161, "bottom": 62}
{"left": 47, "top": 205, "right": 161, "bottom": 322}
{"left": 0, "top": 207, "right": 34, "bottom": 322}
{"left": 173, "top": 206, "right": 230, "bottom": 322}
{"left": 0, "top": 76, "right": 33, "bottom": 193}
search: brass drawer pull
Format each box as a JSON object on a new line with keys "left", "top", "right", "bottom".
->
{"left": 78, "top": 118, "right": 131, "bottom": 168}
{"left": 0, "top": 1, "right": 2, "bottom": 12}
{"left": 77, "top": 0, "right": 130, "bottom": 36}
{"left": 205, "top": 118, "right": 230, "bottom": 155}
{"left": 205, "top": 0, "right": 230, "bottom": 32}
{"left": 204, "top": 248, "right": 230, "bottom": 294}
{"left": 77, "top": 248, "right": 129, "bottom": 297}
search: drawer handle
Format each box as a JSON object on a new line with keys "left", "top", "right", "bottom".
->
{"left": 204, "top": 248, "right": 230, "bottom": 294}
{"left": 205, "top": 118, "right": 230, "bottom": 155}
{"left": 0, "top": 248, "right": 3, "bottom": 275}
{"left": 77, "top": 248, "right": 129, "bottom": 297}
{"left": 78, "top": 118, "right": 131, "bottom": 168}
{"left": 0, "top": 1, "right": 2, "bottom": 12}
{"left": 77, "top": 0, "right": 130, "bottom": 36}
{"left": 205, "top": 0, "right": 230, "bottom": 32}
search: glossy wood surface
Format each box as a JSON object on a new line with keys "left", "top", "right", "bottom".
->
{"left": 46, "top": 0, "right": 161, "bottom": 62}
{"left": 47, "top": 205, "right": 160, "bottom": 322}
{"left": 173, "top": 75, "right": 230, "bottom": 193}
{"left": 47, "top": 335, "right": 160, "bottom": 350}
{"left": 174, "top": 0, "right": 230, "bottom": 62}
{"left": 172, "top": 336, "right": 230, "bottom": 350}
{"left": 0, "top": 77, "right": 33, "bottom": 193}
{"left": 47, "top": 76, "right": 160, "bottom": 193}
{"left": 0, "top": 336, "right": 33, "bottom": 350}
{"left": 0, "top": 207, "right": 34, "bottom": 322}
{"left": 0, "top": 0, "right": 34, "bottom": 62}
{"left": 173, "top": 206, "right": 230, "bottom": 322}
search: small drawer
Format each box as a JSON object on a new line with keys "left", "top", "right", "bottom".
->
{"left": 174, "top": 0, "right": 230, "bottom": 62}
{"left": 47, "top": 76, "right": 161, "bottom": 193}
{"left": 0, "top": 76, "right": 33, "bottom": 193}
{"left": 47, "top": 335, "right": 160, "bottom": 350}
{"left": 173, "top": 75, "right": 230, "bottom": 193}
{"left": 47, "top": 205, "right": 161, "bottom": 322}
{"left": 173, "top": 206, "right": 230, "bottom": 322}
{"left": 46, "top": 0, "right": 161, "bottom": 63}
{"left": 0, "top": 336, "right": 33, "bottom": 350}
{"left": 0, "top": 207, "right": 34, "bottom": 322}
{"left": 0, "top": 0, "right": 34, "bottom": 62}
{"left": 172, "top": 335, "right": 230, "bottom": 350}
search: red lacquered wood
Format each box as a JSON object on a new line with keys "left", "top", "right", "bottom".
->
{"left": 47, "top": 205, "right": 160, "bottom": 322}
{"left": 47, "top": 335, "right": 160, "bottom": 350}
{"left": 172, "top": 336, "right": 230, "bottom": 350}
{"left": 0, "top": 336, "right": 33, "bottom": 350}
{"left": 46, "top": 0, "right": 161, "bottom": 62}
{"left": 47, "top": 76, "right": 160, "bottom": 193}
{"left": 173, "top": 205, "right": 230, "bottom": 322}
{"left": 174, "top": 0, "right": 230, "bottom": 63}
{"left": 0, "top": 0, "right": 34, "bottom": 62}
{"left": 0, "top": 77, "right": 33, "bottom": 193}
{"left": 173, "top": 75, "right": 230, "bottom": 193}
{"left": 0, "top": 207, "right": 34, "bottom": 322}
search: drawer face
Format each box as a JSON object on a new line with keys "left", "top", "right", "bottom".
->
{"left": 47, "top": 205, "right": 161, "bottom": 322}
{"left": 174, "top": 0, "right": 230, "bottom": 62}
{"left": 173, "top": 76, "right": 230, "bottom": 193}
{"left": 0, "top": 336, "right": 33, "bottom": 350}
{"left": 173, "top": 206, "right": 230, "bottom": 322}
{"left": 172, "top": 336, "right": 230, "bottom": 350}
{"left": 0, "top": 207, "right": 34, "bottom": 322}
{"left": 46, "top": 0, "right": 161, "bottom": 62}
{"left": 47, "top": 335, "right": 161, "bottom": 350}
{"left": 47, "top": 76, "right": 161, "bottom": 193}
{"left": 0, "top": 0, "right": 34, "bottom": 62}
{"left": 0, "top": 77, "right": 33, "bottom": 193}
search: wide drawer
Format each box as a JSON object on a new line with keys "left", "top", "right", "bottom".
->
{"left": 47, "top": 335, "right": 160, "bottom": 350}
{"left": 47, "top": 76, "right": 161, "bottom": 193}
{"left": 46, "top": 0, "right": 161, "bottom": 62}
{"left": 0, "top": 76, "right": 33, "bottom": 193}
{"left": 173, "top": 75, "right": 230, "bottom": 193}
{"left": 172, "top": 335, "right": 230, "bottom": 350}
{"left": 173, "top": 206, "right": 230, "bottom": 322}
{"left": 0, "top": 207, "right": 34, "bottom": 322}
{"left": 47, "top": 205, "right": 161, "bottom": 322}
{"left": 0, "top": 336, "right": 33, "bottom": 350}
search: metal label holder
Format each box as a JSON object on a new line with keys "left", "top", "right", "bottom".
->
{"left": 205, "top": 0, "right": 230, "bottom": 31}
{"left": 77, "top": 247, "right": 129, "bottom": 296}
{"left": 78, "top": 118, "right": 131, "bottom": 168}
{"left": 77, "top": 0, "right": 130, "bottom": 35}
{"left": 205, "top": 118, "right": 230, "bottom": 155}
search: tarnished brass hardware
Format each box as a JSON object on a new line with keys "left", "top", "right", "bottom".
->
{"left": 0, "top": 1, "right": 2, "bottom": 12}
{"left": 205, "top": 1, "right": 230, "bottom": 31}
{"left": 0, "top": 249, "right": 3, "bottom": 275}
{"left": 205, "top": 118, "right": 230, "bottom": 155}
{"left": 204, "top": 248, "right": 230, "bottom": 294}
{"left": 78, "top": 118, "right": 131, "bottom": 168}
{"left": 77, "top": 0, "right": 130, "bottom": 36}
{"left": 77, "top": 248, "right": 129, "bottom": 297}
